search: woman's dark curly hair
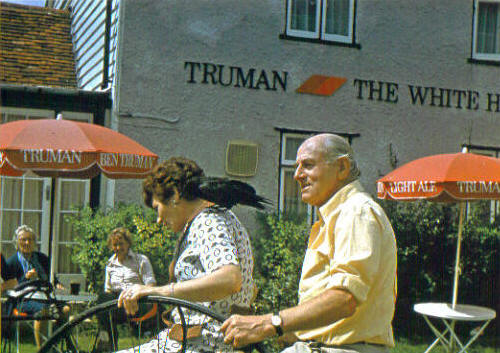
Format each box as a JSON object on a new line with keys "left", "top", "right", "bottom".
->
{"left": 142, "top": 157, "right": 205, "bottom": 208}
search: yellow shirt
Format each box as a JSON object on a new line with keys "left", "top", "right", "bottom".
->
{"left": 296, "top": 181, "right": 397, "bottom": 347}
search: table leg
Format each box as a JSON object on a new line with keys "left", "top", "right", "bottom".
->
{"left": 456, "top": 320, "right": 492, "bottom": 353}
{"left": 443, "top": 320, "right": 466, "bottom": 353}
{"left": 422, "top": 315, "right": 451, "bottom": 351}
{"left": 423, "top": 337, "right": 442, "bottom": 353}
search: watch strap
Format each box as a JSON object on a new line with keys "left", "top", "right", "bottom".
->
{"left": 272, "top": 313, "right": 283, "bottom": 336}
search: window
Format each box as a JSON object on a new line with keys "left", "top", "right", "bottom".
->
{"left": 286, "top": 0, "right": 355, "bottom": 44}
{"left": 279, "top": 133, "right": 316, "bottom": 222}
{"left": 462, "top": 144, "right": 500, "bottom": 222}
{"left": 473, "top": 0, "right": 500, "bottom": 61}
{"left": 1, "top": 108, "right": 55, "bottom": 259}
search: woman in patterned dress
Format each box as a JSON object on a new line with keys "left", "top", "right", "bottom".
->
{"left": 117, "top": 157, "right": 268, "bottom": 353}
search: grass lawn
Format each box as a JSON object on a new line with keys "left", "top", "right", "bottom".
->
{"left": 5, "top": 335, "right": 500, "bottom": 353}
{"left": 9, "top": 336, "right": 499, "bottom": 353}
{"left": 391, "top": 337, "right": 499, "bottom": 353}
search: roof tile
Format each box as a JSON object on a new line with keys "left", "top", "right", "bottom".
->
{"left": 0, "top": 2, "right": 78, "bottom": 88}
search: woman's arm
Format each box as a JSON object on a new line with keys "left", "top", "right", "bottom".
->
{"left": 118, "top": 264, "right": 242, "bottom": 314}
{"left": 155, "top": 264, "right": 242, "bottom": 302}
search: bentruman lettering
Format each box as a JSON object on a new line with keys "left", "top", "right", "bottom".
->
{"left": 185, "top": 61, "right": 288, "bottom": 91}
{"left": 100, "top": 153, "right": 154, "bottom": 169}
{"left": 23, "top": 149, "right": 82, "bottom": 164}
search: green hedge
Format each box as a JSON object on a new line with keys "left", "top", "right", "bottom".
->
{"left": 379, "top": 200, "right": 499, "bottom": 340}
{"left": 66, "top": 203, "right": 175, "bottom": 294}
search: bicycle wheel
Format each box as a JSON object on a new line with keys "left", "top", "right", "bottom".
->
{"left": 38, "top": 296, "right": 268, "bottom": 353}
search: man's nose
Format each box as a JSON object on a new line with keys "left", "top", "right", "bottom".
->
{"left": 294, "top": 166, "right": 303, "bottom": 181}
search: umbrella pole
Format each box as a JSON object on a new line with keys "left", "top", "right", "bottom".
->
{"left": 452, "top": 202, "right": 466, "bottom": 309}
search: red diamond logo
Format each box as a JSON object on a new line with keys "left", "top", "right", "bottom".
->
{"left": 296, "top": 75, "right": 347, "bottom": 96}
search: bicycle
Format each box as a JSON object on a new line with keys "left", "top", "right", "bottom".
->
{"left": 1, "top": 279, "right": 71, "bottom": 353}
{"left": 38, "top": 296, "right": 268, "bottom": 353}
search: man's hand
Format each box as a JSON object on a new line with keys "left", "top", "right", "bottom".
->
{"left": 220, "top": 314, "right": 275, "bottom": 349}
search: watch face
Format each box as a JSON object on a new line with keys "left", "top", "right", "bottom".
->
{"left": 271, "top": 315, "right": 282, "bottom": 326}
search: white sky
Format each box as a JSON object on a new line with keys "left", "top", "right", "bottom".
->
{"left": 1, "top": 0, "right": 46, "bottom": 7}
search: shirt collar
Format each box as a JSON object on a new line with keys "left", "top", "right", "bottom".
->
{"left": 318, "top": 180, "right": 365, "bottom": 222}
{"left": 111, "top": 249, "right": 136, "bottom": 263}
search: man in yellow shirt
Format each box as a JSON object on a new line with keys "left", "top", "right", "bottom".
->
{"left": 222, "top": 133, "right": 397, "bottom": 353}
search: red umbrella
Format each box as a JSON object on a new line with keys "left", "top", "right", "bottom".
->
{"left": 0, "top": 118, "right": 158, "bottom": 275}
{"left": 377, "top": 152, "right": 500, "bottom": 307}
{"left": 0, "top": 118, "right": 158, "bottom": 179}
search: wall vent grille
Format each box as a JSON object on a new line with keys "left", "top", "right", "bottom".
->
{"left": 225, "top": 140, "right": 258, "bottom": 177}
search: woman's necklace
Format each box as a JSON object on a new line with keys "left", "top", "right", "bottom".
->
{"left": 169, "top": 200, "right": 212, "bottom": 282}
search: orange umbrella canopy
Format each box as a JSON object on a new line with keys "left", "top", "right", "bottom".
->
{"left": 377, "top": 152, "right": 500, "bottom": 202}
{"left": 378, "top": 152, "right": 500, "bottom": 306}
{"left": 0, "top": 119, "right": 158, "bottom": 179}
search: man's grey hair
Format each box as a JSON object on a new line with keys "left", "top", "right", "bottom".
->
{"left": 13, "top": 225, "right": 37, "bottom": 249}
{"left": 315, "top": 133, "right": 361, "bottom": 182}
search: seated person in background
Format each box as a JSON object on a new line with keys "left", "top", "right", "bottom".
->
{"left": 1, "top": 252, "right": 18, "bottom": 291}
{"left": 96, "top": 227, "right": 157, "bottom": 348}
{"left": 6, "top": 225, "right": 69, "bottom": 348}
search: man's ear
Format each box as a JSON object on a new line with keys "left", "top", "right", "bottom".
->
{"left": 337, "top": 157, "right": 351, "bottom": 181}
{"left": 172, "top": 188, "right": 181, "bottom": 202}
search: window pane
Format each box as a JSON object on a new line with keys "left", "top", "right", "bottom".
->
{"left": 57, "top": 244, "right": 80, "bottom": 273}
{"left": 57, "top": 180, "right": 87, "bottom": 274}
{"left": 291, "top": 0, "right": 317, "bottom": 32}
{"left": 284, "top": 137, "right": 305, "bottom": 161}
{"left": 477, "top": 2, "right": 499, "bottom": 54}
{"left": 2, "top": 178, "right": 23, "bottom": 209}
{"left": 23, "top": 179, "right": 44, "bottom": 210}
{"left": 60, "top": 180, "right": 86, "bottom": 210}
{"left": 58, "top": 214, "right": 75, "bottom": 242}
{"left": 22, "top": 212, "right": 42, "bottom": 243}
{"left": 283, "top": 169, "right": 309, "bottom": 219}
{"left": 1, "top": 210, "right": 21, "bottom": 243}
{"left": 1, "top": 244, "right": 16, "bottom": 259}
{"left": 325, "top": 0, "right": 349, "bottom": 36}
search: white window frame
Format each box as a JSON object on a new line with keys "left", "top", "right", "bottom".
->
{"left": 1, "top": 108, "right": 55, "bottom": 255}
{"left": 0, "top": 176, "right": 52, "bottom": 255}
{"left": 286, "top": 0, "right": 321, "bottom": 39}
{"left": 279, "top": 133, "right": 316, "bottom": 223}
{"left": 463, "top": 145, "right": 500, "bottom": 223}
{"left": 472, "top": 0, "right": 500, "bottom": 61}
{"left": 49, "top": 111, "right": 93, "bottom": 288}
{"left": 321, "top": 0, "right": 354, "bottom": 43}
{"left": 286, "top": 0, "right": 355, "bottom": 44}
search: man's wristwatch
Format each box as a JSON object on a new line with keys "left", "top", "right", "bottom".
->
{"left": 270, "top": 313, "right": 283, "bottom": 336}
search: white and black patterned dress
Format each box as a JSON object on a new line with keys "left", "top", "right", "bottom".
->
{"left": 118, "top": 206, "right": 255, "bottom": 353}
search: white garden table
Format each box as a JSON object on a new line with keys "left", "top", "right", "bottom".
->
{"left": 413, "top": 302, "right": 496, "bottom": 353}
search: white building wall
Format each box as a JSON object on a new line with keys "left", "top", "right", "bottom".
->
{"left": 112, "top": 0, "right": 500, "bottom": 225}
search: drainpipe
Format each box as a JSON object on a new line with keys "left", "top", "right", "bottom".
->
{"left": 101, "top": 0, "right": 112, "bottom": 90}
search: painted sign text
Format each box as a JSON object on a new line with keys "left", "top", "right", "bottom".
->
{"left": 185, "top": 61, "right": 288, "bottom": 91}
